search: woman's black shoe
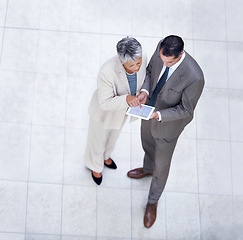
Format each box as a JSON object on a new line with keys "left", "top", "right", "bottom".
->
{"left": 104, "top": 158, "right": 117, "bottom": 169}
{"left": 91, "top": 172, "right": 102, "bottom": 185}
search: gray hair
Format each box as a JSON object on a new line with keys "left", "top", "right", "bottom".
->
{"left": 116, "top": 37, "right": 142, "bottom": 64}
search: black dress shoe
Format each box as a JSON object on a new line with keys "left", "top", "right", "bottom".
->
{"left": 104, "top": 158, "right": 117, "bottom": 169}
{"left": 91, "top": 172, "right": 102, "bottom": 185}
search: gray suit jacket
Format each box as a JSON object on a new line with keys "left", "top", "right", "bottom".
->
{"left": 142, "top": 41, "right": 205, "bottom": 139}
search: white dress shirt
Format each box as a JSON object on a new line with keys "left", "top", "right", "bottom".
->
{"left": 142, "top": 52, "right": 186, "bottom": 121}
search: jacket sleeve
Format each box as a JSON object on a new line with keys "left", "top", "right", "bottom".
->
{"left": 97, "top": 70, "right": 128, "bottom": 111}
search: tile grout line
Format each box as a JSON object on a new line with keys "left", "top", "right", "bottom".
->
{"left": 59, "top": 1, "right": 74, "bottom": 239}
{"left": 24, "top": 0, "right": 43, "bottom": 237}
{"left": 1, "top": 119, "right": 243, "bottom": 144}
{"left": 0, "top": 0, "right": 9, "bottom": 67}
{"left": 95, "top": 1, "right": 103, "bottom": 239}
{"left": 2, "top": 25, "right": 243, "bottom": 45}
{"left": 224, "top": 0, "right": 236, "bottom": 238}
{"left": 130, "top": 0, "right": 134, "bottom": 237}
{"left": 130, "top": 126, "right": 133, "bottom": 239}
{"left": 191, "top": 0, "right": 203, "bottom": 238}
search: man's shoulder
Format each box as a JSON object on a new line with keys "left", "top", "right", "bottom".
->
{"left": 184, "top": 52, "right": 204, "bottom": 78}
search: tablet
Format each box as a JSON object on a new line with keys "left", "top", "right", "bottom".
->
{"left": 126, "top": 104, "right": 155, "bottom": 120}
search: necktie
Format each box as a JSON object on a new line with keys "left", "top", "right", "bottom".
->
{"left": 148, "top": 67, "right": 169, "bottom": 106}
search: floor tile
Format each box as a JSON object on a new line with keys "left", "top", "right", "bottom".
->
{"left": 39, "top": 0, "right": 71, "bottom": 31}
{"left": 63, "top": 128, "right": 91, "bottom": 186}
{"left": 197, "top": 140, "right": 232, "bottom": 195}
{"left": 63, "top": 236, "right": 95, "bottom": 240}
{"left": 229, "top": 89, "right": 243, "bottom": 141}
{"left": 26, "top": 183, "right": 62, "bottom": 234}
{"left": 0, "top": 233, "right": 24, "bottom": 240}
{"left": 226, "top": 0, "right": 243, "bottom": 42}
{"left": 37, "top": 31, "right": 69, "bottom": 75}
{"left": 101, "top": 0, "right": 132, "bottom": 35}
{"left": 1, "top": 28, "right": 38, "bottom": 72}
{"left": 231, "top": 142, "right": 243, "bottom": 196}
{"left": 132, "top": 0, "right": 163, "bottom": 37}
{"left": 196, "top": 88, "right": 230, "bottom": 141}
{"left": 29, "top": 125, "right": 64, "bottom": 184}
{"left": 32, "top": 73, "right": 67, "bottom": 127}
{"left": 165, "top": 138, "right": 198, "bottom": 193}
{"left": 0, "top": 0, "right": 7, "bottom": 27}
{"left": 227, "top": 42, "right": 243, "bottom": 90}
{"left": 199, "top": 194, "right": 234, "bottom": 240}
{"left": 97, "top": 238, "right": 131, "bottom": 240}
{"left": 0, "top": 70, "right": 35, "bottom": 123}
{"left": 68, "top": 33, "right": 100, "bottom": 78}
{"left": 0, "top": 181, "right": 27, "bottom": 232}
{"left": 62, "top": 185, "right": 96, "bottom": 236}
{"left": 194, "top": 41, "right": 228, "bottom": 89}
{"left": 70, "top": 0, "right": 101, "bottom": 33}
{"left": 66, "top": 76, "right": 96, "bottom": 129}
{"left": 0, "top": 1, "right": 242, "bottom": 240}
{"left": 25, "top": 234, "right": 61, "bottom": 240}
{"left": 233, "top": 196, "right": 243, "bottom": 240}
{"left": 166, "top": 192, "right": 200, "bottom": 240}
{"left": 6, "top": 0, "right": 41, "bottom": 28}
{"left": 64, "top": 128, "right": 93, "bottom": 187}
{"left": 192, "top": 0, "right": 226, "bottom": 41}
{"left": 0, "top": 123, "right": 30, "bottom": 181}
{"left": 163, "top": 0, "right": 193, "bottom": 39}
{"left": 0, "top": 27, "right": 3, "bottom": 58}
{"left": 97, "top": 187, "right": 131, "bottom": 238}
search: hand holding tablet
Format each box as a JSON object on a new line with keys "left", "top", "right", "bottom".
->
{"left": 126, "top": 104, "right": 155, "bottom": 120}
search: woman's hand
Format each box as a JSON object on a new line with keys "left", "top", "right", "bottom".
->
{"left": 126, "top": 95, "right": 142, "bottom": 108}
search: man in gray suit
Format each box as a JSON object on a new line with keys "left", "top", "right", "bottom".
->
{"left": 127, "top": 35, "right": 205, "bottom": 228}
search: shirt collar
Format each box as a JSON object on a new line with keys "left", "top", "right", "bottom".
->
{"left": 169, "top": 52, "right": 186, "bottom": 72}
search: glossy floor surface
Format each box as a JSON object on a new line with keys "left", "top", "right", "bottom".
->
{"left": 0, "top": 0, "right": 243, "bottom": 239}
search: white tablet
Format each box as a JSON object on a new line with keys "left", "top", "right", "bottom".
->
{"left": 126, "top": 104, "right": 155, "bottom": 120}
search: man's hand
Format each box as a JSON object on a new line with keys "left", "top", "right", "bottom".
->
{"left": 150, "top": 111, "right": 159, "bottom": 119}
{"left": 126, "top": 95, "right": 142, "bottom": 108}
{"left": 137, "top": 91, "right": 147, "bottom": 104}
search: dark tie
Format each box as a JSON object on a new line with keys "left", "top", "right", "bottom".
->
{"left": 148, "top": 67, "right": 169, "bottom": 106}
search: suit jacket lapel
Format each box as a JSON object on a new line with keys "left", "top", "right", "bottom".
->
{"left": 152, "top": 55, "right": 164, "bottom": 91}
{"left": 115, "top": 57, "right": 131, "bottom": 93}
{"left": 159, "top": 52, "right": 189, "bottom": 93}
{"left": 136, "top": 55, "right": 147, "bottom": 91}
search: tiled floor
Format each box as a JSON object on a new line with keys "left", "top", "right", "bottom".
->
{"left": 0, "top": 0, "right": 243, "bottom": 239}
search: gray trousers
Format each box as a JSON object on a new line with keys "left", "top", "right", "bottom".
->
{"left": 141, "top": 120, "right": 178, "bottom": 204}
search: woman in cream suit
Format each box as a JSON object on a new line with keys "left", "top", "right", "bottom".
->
{"left": 85, "top": 36, "right": 146, "bottom": 185}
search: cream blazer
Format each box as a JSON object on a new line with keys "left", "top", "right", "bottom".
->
{"left": 88, "top": 55, "right": 147, "bottom": 130}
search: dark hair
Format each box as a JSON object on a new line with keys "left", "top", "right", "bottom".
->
{"left": 116, "top": 36, "right": 142, "bottom": 64}
{"left": 159, "top": 35, "right": 184, "bottom": 58}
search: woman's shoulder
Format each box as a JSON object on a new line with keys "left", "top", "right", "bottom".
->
{"left": 100, "top": 56, "right": 120, "bottom": 71}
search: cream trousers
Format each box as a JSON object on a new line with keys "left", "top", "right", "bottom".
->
{"left": 85, "top": 119, "right": 123, "bottom": 172}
